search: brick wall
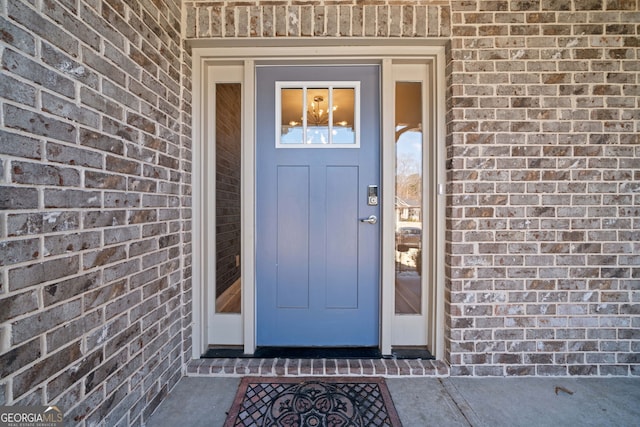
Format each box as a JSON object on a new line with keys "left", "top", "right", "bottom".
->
{"left": 446, "top": 0, "right": 639, "bottom": 376}
{"left": 184, "top": 0, "right": 451, "bottom": 38}
{"left": 0, "top": 0, "right": 191, "bottom": 423}
{"left": 185, "top": 0, "right": 639, "bottom": 376}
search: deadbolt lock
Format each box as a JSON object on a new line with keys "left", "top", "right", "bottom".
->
{"left": 367, "top": 185, "right": 379, "bottom": 206}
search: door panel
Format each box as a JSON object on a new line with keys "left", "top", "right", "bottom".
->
{"left": 256, "top": 65, "right": 380, "bottom": 346}
{"left": 276, "top": 166, "right": 310, "bottom": 309}
{"left": 325, "top": 166, "right": 359, "bottom": 309}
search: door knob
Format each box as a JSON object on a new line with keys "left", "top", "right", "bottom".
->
{"left": 360, "top": 215, "right": 377, "bottom": 225}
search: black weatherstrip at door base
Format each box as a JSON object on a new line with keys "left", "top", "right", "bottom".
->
{"left": 253, "top": 347, "right": 382, "bottom": 359}
{"left": 390, "top": 347, "right": 435, "bottom": 360}
{"left": 202, "top": 346, "right": 435, "bottom": 360}
{"left": 202, "top": 347, "right": 246, "bottom": 358}
{"left": 202, "top": 347, "right": 382, "bottom": 359}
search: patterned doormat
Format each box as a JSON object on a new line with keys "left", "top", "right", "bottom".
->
{"left": 224, "top": 377, "right": 402, "bottom": 426}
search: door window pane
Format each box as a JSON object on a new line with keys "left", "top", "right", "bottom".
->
{"left": 276, "top": 83, "right": 359, "bottom": 147}
{"left": 215, "top": 83, "right": 242, "bottom": 313}
{"left": 332, "top": 88, "right": 356, "bottom": 145}
{"left": 306, "top": 88, "right": 330, "bottom": 144}
{"left": 280, "top": 88, "right": 304, "bottom": 144}
{"left": 395, "top": 82, "right": 423, "bottom": 315}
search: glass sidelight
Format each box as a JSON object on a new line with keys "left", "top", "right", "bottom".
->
{"left": 390, "top": 62, "right": 434, "bottom": 350}
{"left": 394, "top": 81, "right": 423, "bottom": 315}
{"left": 205, "top": 64, "right": 244, "bottom": 347}
{"left": 215, "top": 83, "right": 242, "bottom": 314}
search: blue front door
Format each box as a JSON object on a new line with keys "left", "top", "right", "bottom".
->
{"left": 256, "top": 65, "right": 380, "bottom": 346}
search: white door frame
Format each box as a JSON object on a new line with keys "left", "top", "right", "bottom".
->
{"left": 191, "top": 40, "right": 447, "bottom": 359}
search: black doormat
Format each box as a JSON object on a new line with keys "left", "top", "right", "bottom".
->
{"left": 224, "top": 377, "right": 402, "bottom": 427}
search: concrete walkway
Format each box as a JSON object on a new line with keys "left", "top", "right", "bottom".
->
{"left": 146, "top": 376, "right": 640, "bottom": 426}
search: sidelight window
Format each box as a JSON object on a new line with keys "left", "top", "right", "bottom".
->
{"left": 390, "top": 62, "right": 434, "bottom": 350}
{"left": 395, "top": 81, "right": 423, "bottom": 315}
{"left": 215, "top": 83, "right": 242, "bottom": 314}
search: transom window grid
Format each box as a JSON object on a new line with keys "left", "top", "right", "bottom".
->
{"left": 276, "top": 82, "right": 360, "bottom": 148}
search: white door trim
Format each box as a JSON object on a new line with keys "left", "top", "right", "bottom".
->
{"left": 191, "top": 41, "right": 447, "bottom": 359}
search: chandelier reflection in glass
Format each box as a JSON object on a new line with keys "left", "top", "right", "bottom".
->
{"left": 278, "top": 84, "right": 358, "bottom": 146}
{"left": 306, "top": 95, "right": 349, "bottom": 128}
{"left": 307, "top": 95, "right": 336, "bottom": 126}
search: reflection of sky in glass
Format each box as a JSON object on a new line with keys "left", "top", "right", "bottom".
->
{"left": 332, "top": 127, "right": 356, "bottom": 144}
{"left": 307, "top": 126, "right": 329, "bottom": 144}
{"left": 396, "top": 129, "right": 422, "bottom": 174}
{"left": 281, "top": 126, "right": 356, "bottom": 145}
{"left": 281, "top": 126, "right": 304, "bottom": 144}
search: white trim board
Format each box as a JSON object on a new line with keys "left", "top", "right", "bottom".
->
{"left": 191, "top": 41, "right": 447, "bottom": 359}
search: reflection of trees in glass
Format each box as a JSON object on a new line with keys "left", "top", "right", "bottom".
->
{"left": 396, "top": 129, "right": 422, "bottom": 219}
{"left": 396, "top": 153, "right": 422, "bottom": 202}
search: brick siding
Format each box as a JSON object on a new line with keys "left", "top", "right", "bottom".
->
{"left": 185, "top": 0, "right": 451, "bottom": 38}
{"left": 445, "top": 0, "right": 639, "bottom": 377}
{"left": 183, "top": 0, "right": 639, "bottom": 377}
{"left": 0, "top": 0, "right": 191, "bottom": 424}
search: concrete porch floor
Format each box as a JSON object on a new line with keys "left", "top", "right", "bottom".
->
{"left": 146, "top": 375, "right": 640, "bottom": 426}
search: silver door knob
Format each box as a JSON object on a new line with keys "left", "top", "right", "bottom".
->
{"left": 360, "top": 215, "right": 377, "bottom": 224}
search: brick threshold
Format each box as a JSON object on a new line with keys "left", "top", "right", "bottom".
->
{"left": 186, "top": 358, "right": 449, "bottom": 377}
